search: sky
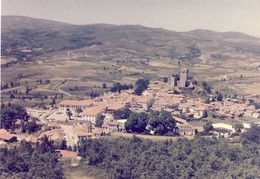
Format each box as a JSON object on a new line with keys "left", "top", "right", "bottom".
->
{"left": 2, "top": 0, "right": 260, "bottom": 37}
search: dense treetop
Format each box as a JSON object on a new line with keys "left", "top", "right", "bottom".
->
{"left": 1, "top": 104, "right": 28, "bottom": 129}
{"left": 78, "top": 134, "right": 260, "bottom": 179}
{"left": 1, "top": 124, "right": 260, "bottom": 178}
{"left": 0, "top": 138, "right": 64, "bottom": 179}
{"left": 125, "top": 110, "right": 176, "bottom": 136}
{"left": 134, "top": 79, "right": 149, "bottom": 95}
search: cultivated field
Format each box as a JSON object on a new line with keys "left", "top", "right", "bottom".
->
{"left": 2, "top": 45, "right": 260, "bottom": 106}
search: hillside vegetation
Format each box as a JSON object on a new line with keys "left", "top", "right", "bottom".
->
{"left": 74, "top": 126, "right": 260, "bottom": 179}
{"left": 1, "top": 16, "right": 260, "bottom": 106}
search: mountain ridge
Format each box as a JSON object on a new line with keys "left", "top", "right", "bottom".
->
{"left": 2, "top": 15, "right": 259, "bottom": 40}
{"left": 2, "top": 15, "right": 260, "bottom": 62}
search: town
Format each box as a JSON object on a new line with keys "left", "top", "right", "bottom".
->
{"left": 1, "top": 68, "right": 259, "bottom": 162}
{"left": 2, "top": 3, "right": 260, "bottom": 177}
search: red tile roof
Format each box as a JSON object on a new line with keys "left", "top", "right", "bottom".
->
{"left": 83, "top": 106, "right": 104, "bottom": 116}
{"left": 0, "top": 132, "right": 15, "bottom": 141}
{"left": 59, "top": 100, "right": 93, "bottom": 106}
{"left": 56, "top": 150, "right": 77, "bottom": 158}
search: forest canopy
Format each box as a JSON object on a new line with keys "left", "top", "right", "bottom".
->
{"left": 0, "top": 138, "right": 64, "bottom": 178}
{"left": 78, "top": 133, "right": 260, "bottom": 178}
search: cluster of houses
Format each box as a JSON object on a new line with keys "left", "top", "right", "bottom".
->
{"left": 0, "top": 129, "right": 17, "bottom": 143}
{"left": 0, "top": 124, "right": 79, "bottom": 161}
{"left": 55, "top": 69, "right": 259, "bottom": 139}
{"left": 1, "top": 70, "right": 259, "bottom": 164}
{"left": 1, "top": 69, "right": 259, "bottom": 152}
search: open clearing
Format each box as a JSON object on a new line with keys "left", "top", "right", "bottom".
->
{"left": 108, "top": 132, "right": 194, "bottom": 141}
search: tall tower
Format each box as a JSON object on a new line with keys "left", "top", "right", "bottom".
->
{"left": 180, "top": 69, "right": 189, "bottom": 87}
{"left": 168, "top": 76, "right": 177, "bottom": 87}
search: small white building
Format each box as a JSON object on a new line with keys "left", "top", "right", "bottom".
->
{"left": 82, "top": 106, "right": 104, "bottom": 124}
{"left": 212, "top": 123, "right": 235, "bottom": 132}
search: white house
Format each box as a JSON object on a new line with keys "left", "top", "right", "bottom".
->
{"left": 82, "top": 106, "right": 103, "bottom": 124}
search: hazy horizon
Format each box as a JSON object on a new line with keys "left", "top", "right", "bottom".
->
{"left": 2, "top": 0, "right": 260, "bottom": 38}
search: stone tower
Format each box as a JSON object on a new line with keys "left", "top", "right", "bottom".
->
{"left": 179, "top": 69, "right": 189, "bottom": 87}
{"left": 168, "top": 76, "right": 177, "bottom": 87}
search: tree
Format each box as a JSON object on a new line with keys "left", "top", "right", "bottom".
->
{"left": 203, "top": 122, "right": 214, "bottom": 133}
{"left": 163, "top": 77, "right": 168, "bottom": 83}
{"left": 59, "top": 139, "right": 67, "bottom": 150}
{"left": 89, "top": 90, "right": 100, "bottom": 98}
{"left": 1, "top": 101, "right": 5, "bottom": 108}
{"left": 51, "top": 98, "right": 56, "bottom": 105}
{"left": 111, "top": 82, "right": 122, "bottom": 92}
{"left": 76, "top": 135, "right": 260, "bottom": 179}
{"left": 125, "top": 112, "right": 149, "bottom": 133}
{"left": 201, "top": 81, "right": 212, "bottom": 93}
{"left": 242, "top": 125, "right": 260, "bottom": 145}
{"left": 9, "top": 94, "right": 15, "bottom": 99}
{"left": 26, "top": 86, "right": 30, "bottom": 94}
{"left": 135, "top": 79, "right": 149, "bottom": 89}
{"left": 1, "top": 104, "right": 28, "bottom": 129}
{"left": 113, "top": 108, "right": 132, "bottom": 119}
{"left": 110, "top": 82, "right": 132, "bottom": 92}
{"left": 134, "top": 85, "right": 145, "bottom": 96}
{"left": 217, "top": 92, "right": 223, "bottom": 101}
{"left": 0, "top": 140, "right": 64, "bottom": 178}
{"left": 96, "top": 115, "right": 105, "bottom": 127}
{"left": 75, "top": 107, "right": 83, "bottom": 117}
{"left": 148, "top": 110, "right": 176, "bottom": 136}
{"left": 66, "top": 109, "right": 73, "bottom": 120}
{"left": 234, "top": 124, "right": 243, "bottom": 132}
{"left": 134, "top": 79, "right": 149, "bottom": 96}
{"left": 26, "top": 120, "right": 40, "bottom": 133}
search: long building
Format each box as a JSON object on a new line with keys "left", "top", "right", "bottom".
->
{"left": 59, "top": 100, "right": 93, "bottom": 110}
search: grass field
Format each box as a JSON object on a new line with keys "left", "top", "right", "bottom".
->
{"left": 189, "top": 117, "right": 238, "bottom": 127}
{"left": 2, "top": 43, "right": 260, "bottom": 106}
{"left": 62, "top": 161, "right": 106, "bottom": 179}
{"left": 107, "top": 132, "right": 194, "bottom": 141}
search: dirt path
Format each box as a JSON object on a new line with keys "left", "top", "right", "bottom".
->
{"left": 56, "top": 81, "right": 72, "bottom": 96}
{"left": 1, "top": 86, "right": 24, "bottom": 93}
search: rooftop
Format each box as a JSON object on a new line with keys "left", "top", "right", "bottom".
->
{"left": 0, "top": 132, "right": 15, "bottom": 141}
{"left": 56, "top": 150, "right": 77, "bottom": 158}
{"left": 83, "top": 106, "right": 104, "bottom": 116}
{"left": 59, "top": 100, "right": 93, "bottom": 106}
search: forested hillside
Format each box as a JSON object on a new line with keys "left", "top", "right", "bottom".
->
{"left": 0, "top": 137, "right": 64, "bottom": 178}
{"left": 1, "top": 126, "right": 260, "bottom": 178}
{"left": 77, "top": 126, "right": 260, "bottom": 178}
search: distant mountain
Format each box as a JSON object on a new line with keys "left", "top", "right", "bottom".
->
{"left": 1, "top": 16, "right": 260, "bottom": 60}
{"left": 1, "top": 15, "right": 73, "bottom": 30}
{"left": 188, "top": 29, "right": 258, "bottom": 40}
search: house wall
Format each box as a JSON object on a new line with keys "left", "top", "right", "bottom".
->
{"left": 176, "top": 126, "right": 195, "bottom": 136}
{"left": 194, "top": 110, "right": 206, "bottom": 119}
{"left": 212, "top": 123, "right": 234, "bottom": 132}
{"left": 83, "top": 112, "right": 102, "bottom": 124}
{"left": 59, "top": 104, "right": 92, "bottom": 111}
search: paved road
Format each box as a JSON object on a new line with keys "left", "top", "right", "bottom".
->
{"left": 26, "top": 108, "right": 58, "bottom": 123}
{"left": 40, "top": 109, "right": 59, "bottom": 123}
{"left": 60, "top": 124, "right": 78, "bottom": 148}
